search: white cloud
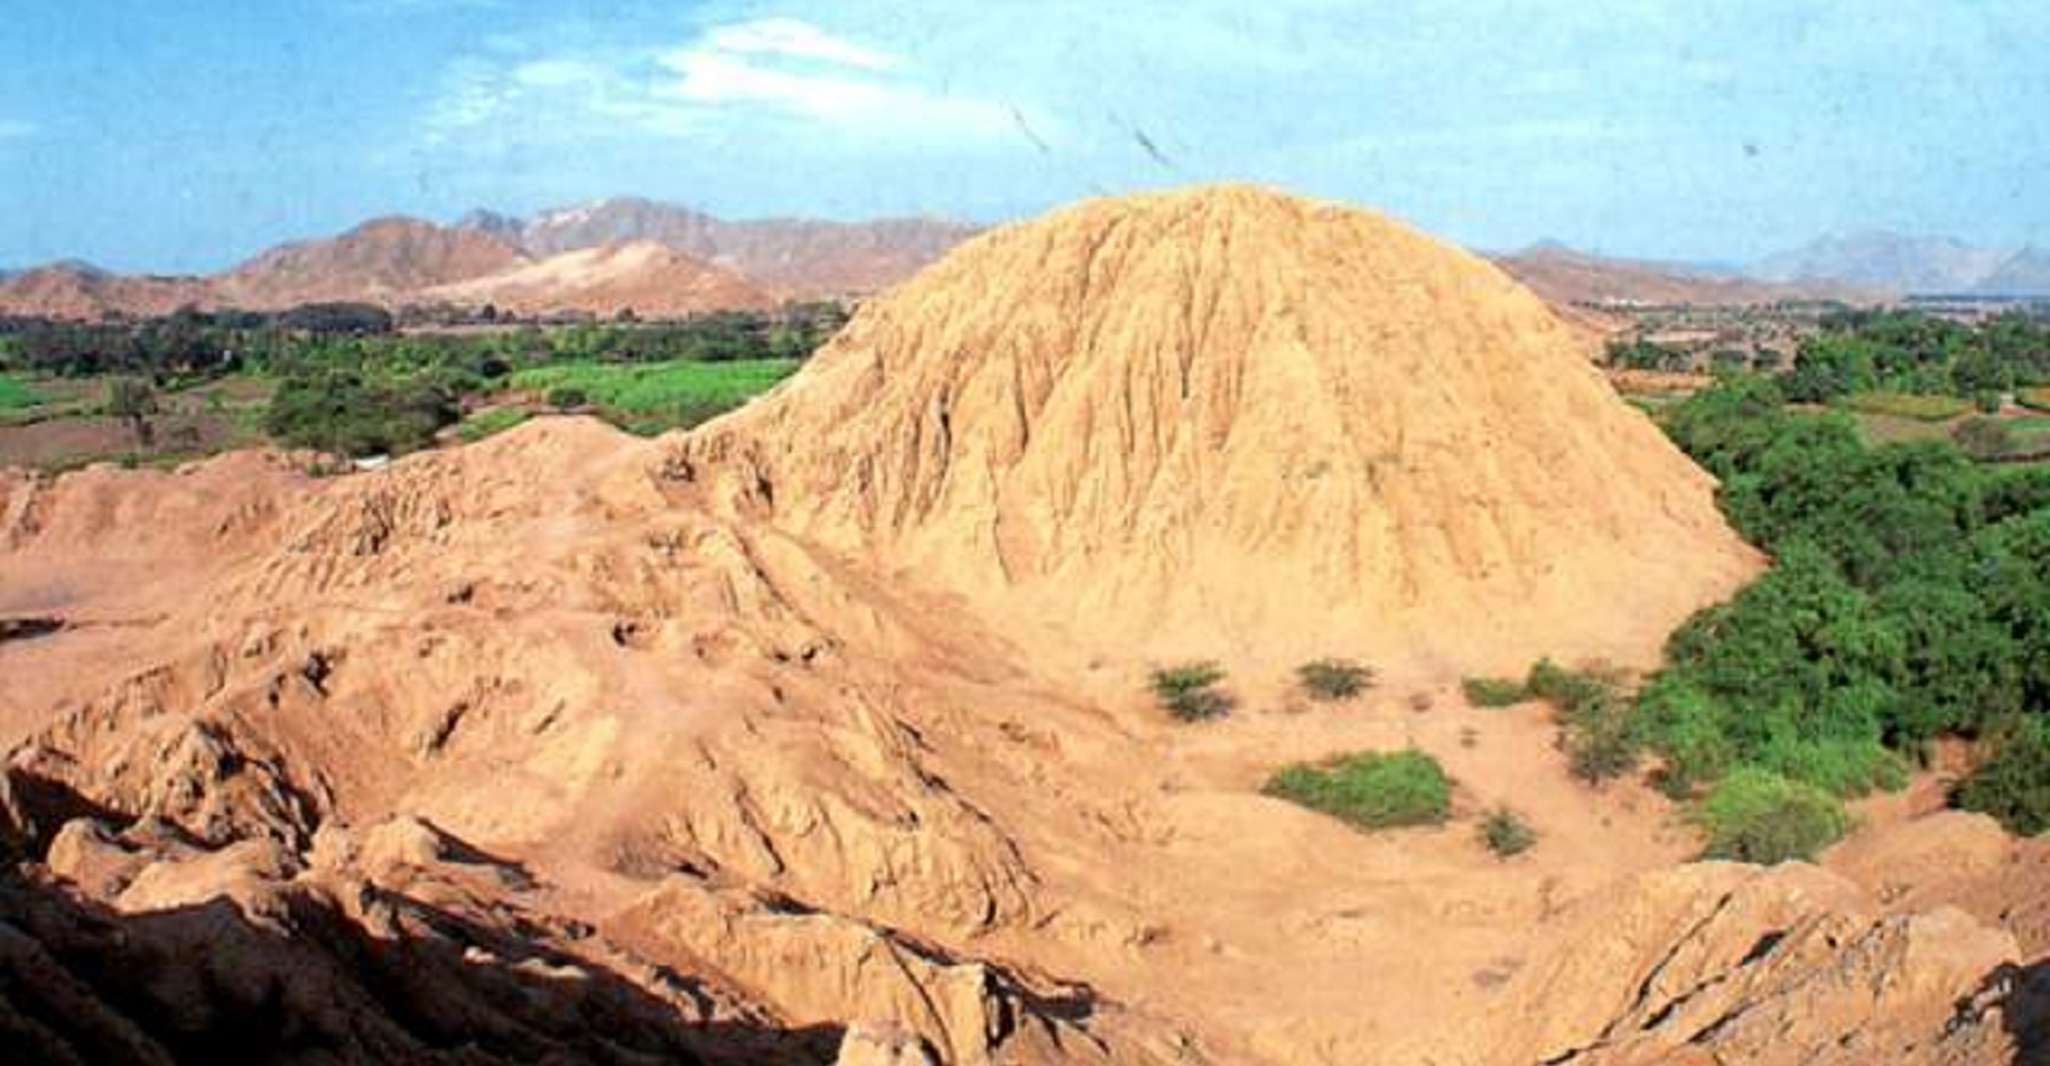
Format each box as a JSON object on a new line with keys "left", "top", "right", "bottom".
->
{"left": 422, "top": 16, "right": 1030, "bottom": 149}
{"left": 656, "top": 44, "right": 1013, "bottom": 137}
{"left": 705, "top": 17, "right": 900, "bottom": 72}
{"left": 0, "top": 119, "right": 35, "bottom": 140}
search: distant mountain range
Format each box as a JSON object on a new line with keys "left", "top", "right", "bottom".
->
{"left": 2, "top": 199, "right": 2043, "bottom": 322}
{"left": 457, "top": 197, "right": 979, "bottom": 296}
{"left": 1750, "top": 231, "right": 2048, "bottom": 296}
{"left": 1490, "top": 242, "right": 1884, "bottom": 308}
{"left": 0, "top": 198, "right": 982, "bottom": 320}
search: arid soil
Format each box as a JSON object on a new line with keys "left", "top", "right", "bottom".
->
{"left": 2, "top": 186, "right": 2044, "bottom": 1065}
{"left": 421, "top": 241, "right": 775, "bottom": 317}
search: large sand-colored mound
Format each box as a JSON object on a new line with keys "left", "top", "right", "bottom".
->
{"left": 2, "top": 186, "right": 2041, "bottom": 1065}
{"left": 686, "top": 185, "right": 1758, "bottom": 671}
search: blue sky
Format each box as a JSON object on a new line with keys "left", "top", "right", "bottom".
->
{"left": 1, "top": 0, "right": 2045, "bottom": 272}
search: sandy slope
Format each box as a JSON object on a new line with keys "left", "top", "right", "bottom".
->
{"left": 1, "top": 186, "right": 2039, "bottom": 1065}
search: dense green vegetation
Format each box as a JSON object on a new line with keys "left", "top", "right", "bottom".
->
{"left": 1954, "top": 719, "right": 2050, "bottom": 835}
{"left": 1265, "top": 749, "right": 1451, "bottom": 830}
{"left": 0, "top": 303, "right": 846, "bottom": 462}
{"left": 1635, "top": 372, "right": 2050, "bottom": 837}
{"left": 507, "top": 359, "right": 798, "bottom": 436}
{"left": 1694, "top": 767, "right": 1852, "bottom": 863}
{"left": 1780, "top": 309, "right": 2050, "bottom": 404}
{"left": 265, "top": 370, "right": 459, "bottom": 456}
{"left": 0, "top": 373, "right": 42, "bottom": 410}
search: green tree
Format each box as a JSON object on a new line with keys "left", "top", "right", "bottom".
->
{"left": 107, "top": 377, "right": 158, "bottom": 447}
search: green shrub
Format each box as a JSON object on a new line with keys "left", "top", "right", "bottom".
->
{"left": 1561, "top": 694, "right": 1641, "bottom": 784}
{"left": 546, "top": 385, "right": 589, "bottom": 409}
{"left": 1526, "top": 658, "right": 1618, "bottom": 714}
{"left": 1150, "top": 661, "right": 1232, "bottom": 721}
{"left": 1521, "top": 659, "right": 1638, "bottom": 784}
{"left": 1479, "top": 806, "right": 1536, "bottom": 857}
{"left": 1296, "top": 658, "right": 1374, "bottom": 701}
{"left": 1462, "top": 677, "right": 1529, "bottom": 707}
{"left": 1695, "top": 768, "right": 1850, "bottom": 863}
{"left": 1265, "top": 749, "right": 1450, "bottom": 830}
{"left": 1753, "top": 736, "right": 1908, "bottom": 797}
{"left": 1955, "top": 719, "right": 2050, "bottom": 835}
{"left": 1633, "top": 676, "right": 1732, "bottom": 795}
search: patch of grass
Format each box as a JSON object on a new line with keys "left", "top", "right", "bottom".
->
{"left": 509, "top": 358, "right": 797, "bottom": 432}
{"left": 454, "top": 407, "right": 530, "bottom": 443}
{"left": 1695, "top": 767, "right": 1850, "bottom": 864}
{"left": 2017, "top": 386, "right": 2050, "bottom": 412}
{"left": 1296, "top": 658, "right": 1374, "bottom": 701}
{"left": 1149, "top": 661, "right": 1233, "bottom": 721}
{"left": 0, "top": 374, "right": 43, "bottom": 410}
{"left": 1840, "top": 391, "right": 1972, "bottom": 422}
{"left": 1479, "top": 806, "right": 1537, "bottom": 857}
{"left": 1265, "top": 749, "right": 1450, "bottom": 830}
{"left": 1954, "top": 415, "right": 2018, "bottom": 460}
{"left": 1462, "top": 676, "right": 1529, "bottom": 707}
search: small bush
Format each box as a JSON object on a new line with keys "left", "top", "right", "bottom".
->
{"left": 1296, "top": 658, "right": 1374, "bottom": 701}
{"left": 1561, "top": 694, "right": 1641, "bottom": 784}
{"left": 1265, "top": 749, "right": 1450, "bottom": 830}
{"left": 1695, "top": 768, "right": 1850, "bottom": 863}
{"left": 1479, "top": 806, "right": 1536, "bottom": 857}
{"left": 1955, "top": 719, "right": 2050, "bottom": 836}
{"left": 546, "top": 385, "right": 589, "bottom": 409}
{"left": 1524, "top": 659, "right": 1637, "bottom": 784}
{"left": 1150, "top": 661, "right": 1233, "bottom": 721}
{"left": 1462, "top": 677, "right": 1528, "bottom": 707}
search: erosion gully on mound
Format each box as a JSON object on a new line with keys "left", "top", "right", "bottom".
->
{"left": 1, "top": 186, "right": 2045, "bottom": 1065}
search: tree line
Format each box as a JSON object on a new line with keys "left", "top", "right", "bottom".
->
{"left": 0, "top": 301, "right": 850, "bottom": 382}
{"left": 1631, "top": 373, "right": 2050, "bottom": 836}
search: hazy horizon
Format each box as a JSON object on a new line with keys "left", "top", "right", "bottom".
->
{"left": 4, "top": 0, "right": 2046, "bottom": 273}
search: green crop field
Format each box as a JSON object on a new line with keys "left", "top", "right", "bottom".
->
{"left": 509, "top": 359, "right": 798, "bottom": 434}
{"left": 1840, "top": 391, "right": 1971, "bottom": 422}
{"left": 0, "top": 374, "right": 44, "bottom": 410}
